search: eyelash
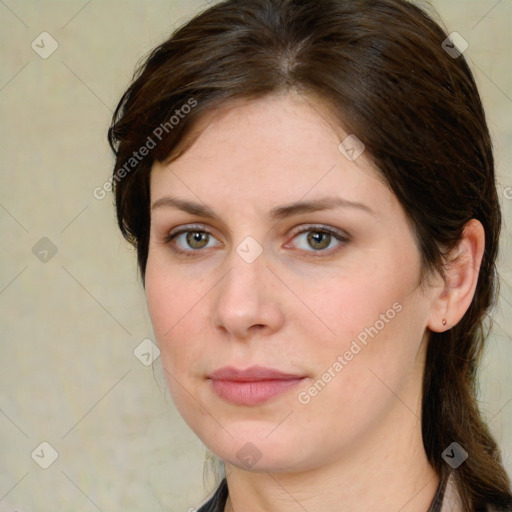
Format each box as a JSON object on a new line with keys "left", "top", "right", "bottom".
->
{"left": 163, "top": 224, "right": 350, "bottom": 258}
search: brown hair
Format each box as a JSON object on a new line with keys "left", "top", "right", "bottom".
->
{"left": 108, "top": 0, "right": 511, "bottom": 508}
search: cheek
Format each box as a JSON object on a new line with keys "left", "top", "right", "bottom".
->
{"left": 145, "top": 256, "right": 220, "bottom": 431}
{"left": 305, "top": 267, "right": 425, "bottom": 403}
{"left": 145, "top": 255, "right": 202, "bottom": 371}
{"left": 300, "top": 256, "right": 413, "bottom": 346}
{"left": 297, "top": 247, "right": 424, "bottom": 392}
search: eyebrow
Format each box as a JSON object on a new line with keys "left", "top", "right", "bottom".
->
{"left": 151, "top": 195, "right": 375, "bottom": 221}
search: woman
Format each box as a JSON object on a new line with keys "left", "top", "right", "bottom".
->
{"left": 108, "top": 0, "right": 512, "bottom": 510}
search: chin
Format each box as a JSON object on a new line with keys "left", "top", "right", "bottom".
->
{"left": 198, "top": 426, "right": 317, "bottom": 473}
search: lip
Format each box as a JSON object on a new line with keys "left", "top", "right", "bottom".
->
{"left": 208, "top": 365, "right": 306, "bottom": 406}
{"left": 208, "top": 365, "right": 304, "bottom": 381}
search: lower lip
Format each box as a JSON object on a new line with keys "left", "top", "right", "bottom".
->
{"left": 210, "top": 378, "right": 305, "bottom": 406}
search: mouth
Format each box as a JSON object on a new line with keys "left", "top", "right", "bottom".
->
{"left": 207, "top": 365, "right": 307, "bottom": 406}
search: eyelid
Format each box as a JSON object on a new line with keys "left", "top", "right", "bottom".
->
{"left": 167, "top": 223, "right": 209, "bottom": 237}
{"left": 166, "top": 223, "right": 348, "bottom": 239}
{"left": 288, "top": 223, "right": 349, "bottom": 239}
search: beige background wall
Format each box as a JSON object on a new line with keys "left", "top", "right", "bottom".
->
{"left": 0, "top": 1, "right": 510, "bottom": 510}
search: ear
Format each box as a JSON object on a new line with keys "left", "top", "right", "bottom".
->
{"left": 428, "top": 219, "right": 485, "bottom": 332}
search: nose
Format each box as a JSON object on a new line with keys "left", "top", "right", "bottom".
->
{"left": 211, "top": 247, "right": 285, "bottom": 341}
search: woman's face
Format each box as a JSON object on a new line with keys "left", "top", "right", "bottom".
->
{"left": 146, "top": 92, "right": 437, "bottom": 472}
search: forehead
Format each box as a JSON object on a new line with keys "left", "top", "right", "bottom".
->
{"left": 150, "top": 92, "right": 392, "bottom": 215}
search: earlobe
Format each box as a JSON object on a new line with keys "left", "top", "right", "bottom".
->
{"left": 427, "top": 219, "right": 485, "bottom": 333}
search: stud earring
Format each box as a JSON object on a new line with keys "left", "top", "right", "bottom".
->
{"left": 442, "top": 318, "right": 447, "bottom": 326}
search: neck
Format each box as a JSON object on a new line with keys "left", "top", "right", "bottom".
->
{"left": 223, "top": 394, "right": 439, "bottom": 511}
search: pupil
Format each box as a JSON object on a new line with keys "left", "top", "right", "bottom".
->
{"left": 309, "top": 231, "right": 329, "bottom": 250}
{"left": 188, "top": 232, "right": 207, "bottom": 248}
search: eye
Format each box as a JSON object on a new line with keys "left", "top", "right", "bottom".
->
{"left": 287, "top": 225, "right": 349, "bottom": 254}
{"left": 164, "top": 224, "right": 349, "bottom": 257}
{"left": 165, "top": 224, "right": 221, "bottom": 255}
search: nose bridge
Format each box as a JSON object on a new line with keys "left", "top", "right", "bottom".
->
{"left": 212, "top": 243, "right": 281, "bottom": 337}
{"left": 219, "top": 246, "right": 266, "bottom": 311}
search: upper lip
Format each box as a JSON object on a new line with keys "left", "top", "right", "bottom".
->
{"left": 208, "top": 365, "right": 305, "bottom": 382}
